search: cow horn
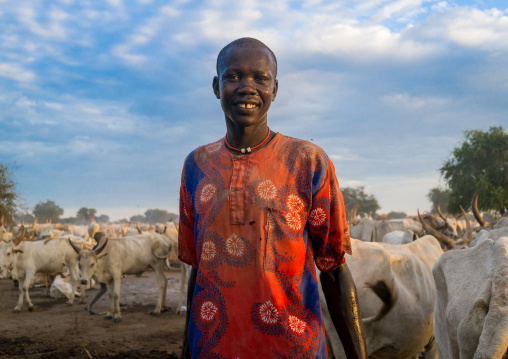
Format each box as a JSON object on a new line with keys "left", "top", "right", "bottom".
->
{"left": 173, "top": 221, "right": 179, "bottom": 232}
{"left": 472, "top": 190, "right": 487, "bottom": 227}
{"left": 454, "top": 212, "right": 464, "bottom": 220}
{"left": 362, "top": 280, "right": 396, "bottom": 324}
{"left": 136, "top": 225, "right": 142, "bottom": 234}
{"left": 68, "top": 238, "right": 82, "bottom": 254}
{"left": 0, "top": 212, "right": 4, "bottom": 226}
{"left": 417, "top": 210, "right": 456, "bottom": 248}
{"left": 437, "top": 205, "right": 447, "bottom": 222}
{"left": 456, "top": 206, "right": 473, "bottom": 246}
{"left": 44, "top": 237, "right": 56, "bottom": 245}
{"left": 13, "top": 226, "right": 26, "bottom": 246}
{"left": 94, "top": 237, "right": 108, "bottom": 254}
{"left": 32, "top": 217, "right": 38, "bottom": 228}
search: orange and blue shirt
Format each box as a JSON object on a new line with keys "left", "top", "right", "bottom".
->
{"left": 178, "top": 133, "right": 351, "bottom": 358}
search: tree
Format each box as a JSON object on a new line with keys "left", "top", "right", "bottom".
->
{"left": 427, "top": 187, "right": 451, "bottom": 214}
{"left": 96, "top": 214, "right": 110, "bottom": 224}
{"left": 341, "top": 186, "right": 380, "bottom": 217}
{"left": 440, "top": 126, "right": 508, "bottom": 215}
{"left": 0, "top": 162, "right": 19, "bottom": 224}
{"left": 76, "top": 207, "right": 97, "bottom": 224}
{"left": 386, "top": 211, "right": 407, "bottom": 219}
{"left": 129, "top": 214, "right": 145, "bottom": 223}
{"left": 33, "top": 200, "right": 64, "bottom": 223}
{"left": 144, "top": 209, "right": 178, "bottom": 224}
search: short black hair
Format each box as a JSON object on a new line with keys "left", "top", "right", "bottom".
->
{"left": 216, "top": 37, "right": 277, "bottom": 78}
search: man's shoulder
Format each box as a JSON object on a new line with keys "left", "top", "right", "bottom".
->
{"left": 277, "top": 134, "right": 329, "bottom": 161}
{"left": 184, "top": 138, "right": 224, "bottom": 163}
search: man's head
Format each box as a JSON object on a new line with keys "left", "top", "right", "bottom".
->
{"left": 213, "top": 38, "right": 278, "bottom": 129}
{"left": 216, "top": 37, "right": 277, "bottom": 79}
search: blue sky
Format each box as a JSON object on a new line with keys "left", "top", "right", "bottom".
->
{"left": 0, "top": 0, "right": 506, "bottom": 221}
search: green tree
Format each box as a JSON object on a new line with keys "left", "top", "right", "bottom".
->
{"left": 76, "top": 207, "right": 97, "bottom": 224}
{"left": 427, "top": 187, "right": 451, "bottom": 214}
{"left": 341, "top": 186, "right": 380, "bottom": 217}
{"left": 386, "top": 211, "right": 407, "bottom": 219}
{"left": 0, "top": 162, "right": 19, "bottom": 224}
{"left": 97, "top": 214, "right": 110, "bottom": 224}
{"left": 440, "top": 126, "right": 508, "bottom": 215}
{"left": 144, "top": 209, "right": 178, "bottom": 224}
{"left": 129, "top": 214, "right": 145, "bottom": 223}
{"left": 33, "top": 200, "right": 64, "bottom": 223}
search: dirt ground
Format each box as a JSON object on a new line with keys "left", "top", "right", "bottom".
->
{"left": 0, "top": 268, "right": 186, "bottom": 358}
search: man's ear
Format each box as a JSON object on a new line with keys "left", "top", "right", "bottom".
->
{"left": 213, "top": 76, "right": 220, "bottom": 99}
{"left": 272, "top": 79, "right": 278, "bottom": 101}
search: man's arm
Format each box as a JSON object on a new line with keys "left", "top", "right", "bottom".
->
{"left": 320, "top": 263, "right": 368, "bottom": 359}
{"left": 181, "top": 267, "right": 197, "bottom": 359}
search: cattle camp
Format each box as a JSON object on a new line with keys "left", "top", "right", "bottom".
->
{"left": 0, "top": 184, "right": 507, "bottom": 358}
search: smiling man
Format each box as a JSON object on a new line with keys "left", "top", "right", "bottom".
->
{"left": 178, "top": 37, "right": 367, "bottom": 358}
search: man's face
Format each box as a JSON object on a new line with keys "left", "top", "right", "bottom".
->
{"left": 213, "top": 46, "right": 278, "bottom": 129}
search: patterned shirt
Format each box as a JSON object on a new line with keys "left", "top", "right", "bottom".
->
{"left": 178, "top": 133, "right": 352, "bottom": 359}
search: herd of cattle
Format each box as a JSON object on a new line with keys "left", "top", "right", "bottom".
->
{"left": 0, "top": 191, "right": 507, "bottom": 359}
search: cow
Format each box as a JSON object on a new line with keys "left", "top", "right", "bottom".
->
{"left": 381, "top": 229, "right": 417, "bottom": 245}
{"left": 69, "top": 232, "right": 173, "bottom": 322}
{"left": 433, "top": 237, "right": 508, "bottom": 358}
{"left": 349, "top": 217, "right": 423, "bottom": 242}
{"left": 0, "top": 227, "right": 87, "bottom": 312}
{"left": 321, "top": 235, "right": 443, "bottom": 359}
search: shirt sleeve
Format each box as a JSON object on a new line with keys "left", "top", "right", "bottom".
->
{"left": 178, "top": 156, "right": 197, "bottom": 268}
{"left": 309, "top": 157, "right": 351, "bottom": 273}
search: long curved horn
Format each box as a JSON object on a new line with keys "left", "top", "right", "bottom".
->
{"left": 68, "top": 238, "right": 82, "bottom": 254}
{"left": 437, "top": 205, "right": 447, "bottom": 222}
{"left": 472, "top": 190, "right": 487, "bottom": 227}
{"left": 13, "top": 226, "right": 26, "bottom": 246}
{"left": 94, "top": 237, "right": 108, "bottom": 254}
{"left": 136, "top": 225, "right": 142, "bottom": 234}
{"left": 173, "top": 221, "right": 179, "bottom": 232}
{"left": 418, "top": 210, "right": 455, "bottom": 248}
{"left": 456, "top": 206, "right": 473, "bottom": 246}
{"left": 454, "top": 212, "right": 464, "bottom": 220}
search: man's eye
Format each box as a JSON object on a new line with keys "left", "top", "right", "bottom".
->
{"left": 224, "top": 74, "right": 238, "bottom": 80}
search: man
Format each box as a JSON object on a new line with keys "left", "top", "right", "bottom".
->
{"left": 179, "top": 37, "right": 367, "bottom": 358}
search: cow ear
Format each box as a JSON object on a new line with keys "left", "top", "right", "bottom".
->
{"left": 13, "top": 249, "right": 24, "bottom": 254}
{"left": 97, "top": 253, "right": 108, "bottom": 260}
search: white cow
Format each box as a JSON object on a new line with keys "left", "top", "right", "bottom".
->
{"left": 322, "top": 236, "right": 443, "bottom": 359}
{"left": 69, "top": 233, "right": 173, "bottom": 322}
{"left": 433, "top": 237, "right": 508, "bottom": 359}
{"left": 0, "top": 228, "right": 87, "bottom": 312}
{"left": 381, "top": 229, "right": 416, "bottom": 245}
{"left": 350, "top": 218, "right": 423, "bottom": 242}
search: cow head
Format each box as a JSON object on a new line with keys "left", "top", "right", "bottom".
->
{"left": 0, "top": 226, "right": 26, "bottom": 276}
{"left": 69, "top": 237, "right": 108, "bottom": 285}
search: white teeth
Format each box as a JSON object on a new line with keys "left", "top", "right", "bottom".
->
{"left": 238, "top": 103, "right": 256, "bottom": 109}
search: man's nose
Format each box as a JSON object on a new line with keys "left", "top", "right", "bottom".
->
{"left": 238, "top": 78, "right": 256, "bottom": 95}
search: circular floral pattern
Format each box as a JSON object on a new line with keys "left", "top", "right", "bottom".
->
{"left": 257, "top": 180, "right": 277, "bottom": 200}
{"left": 316, "top": 257, "right": 337, "bottom": 272}
{"left": 285, "top": 211, "right": 302, "bottom": 231}
{"left": 200, "top": 184, "right": 216, "bottom": 203}
{"left": 309, "top": 207, "right": 327, "bottom": 226}
{"left": 201, "top": 301, "right": 218, "bottom": 321}
{"left": 226, "top": 234, "right": 244, "bottom": 257}
{"left": 288, "top": 315, "right": 306, "bottom": 334}
{"left": 287, "top": 194, "right": 304, "bottom": 212}
{"left": 201, "top": 241, "right": 217, "bottom": 261}
{"left": 259, "top": 301, "right": 278, "bottom": 324}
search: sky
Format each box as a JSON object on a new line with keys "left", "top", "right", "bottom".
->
{"left": 0, "top": 0, "right": 507, "bottom": 221}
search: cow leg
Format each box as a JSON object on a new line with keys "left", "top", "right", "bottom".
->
{"left": 13, "top": 276, "right": 26, "bottom": 312}
{"left": 67, "top": 265, "right": 79, "bottom": 305}
{"left": 112, "top": 279, "right": 122, "bottom": 323}
{"left": 104, "top": 282, "right": 115, "bottom": 320}
{"left": 177, "top": 263, "right": 188, "bottom": 314}
{"left": 152, "top": 266, "right": 167, "bottom": 316}
{"left": 89, "top": 283, "right": 107, "bottom": 314}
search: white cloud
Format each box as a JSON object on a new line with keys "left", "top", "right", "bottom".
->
{"left": 0, "top": 63, "right": 36, "bottom": 82}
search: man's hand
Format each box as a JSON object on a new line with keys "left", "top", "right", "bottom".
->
{"left": 320, "top": 263, "right": 368, "bottom": 359}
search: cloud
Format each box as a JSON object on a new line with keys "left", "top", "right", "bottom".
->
{"left": 0, "top": 63, "right": 36, "bottom": 82}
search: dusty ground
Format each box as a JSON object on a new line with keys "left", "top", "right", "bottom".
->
{"left": 0, "top": 268, "right": 186, "bottom": 358}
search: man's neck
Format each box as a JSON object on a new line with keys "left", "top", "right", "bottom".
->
{"left": 225, "top": 123, "right": 276, "bottom": 154}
